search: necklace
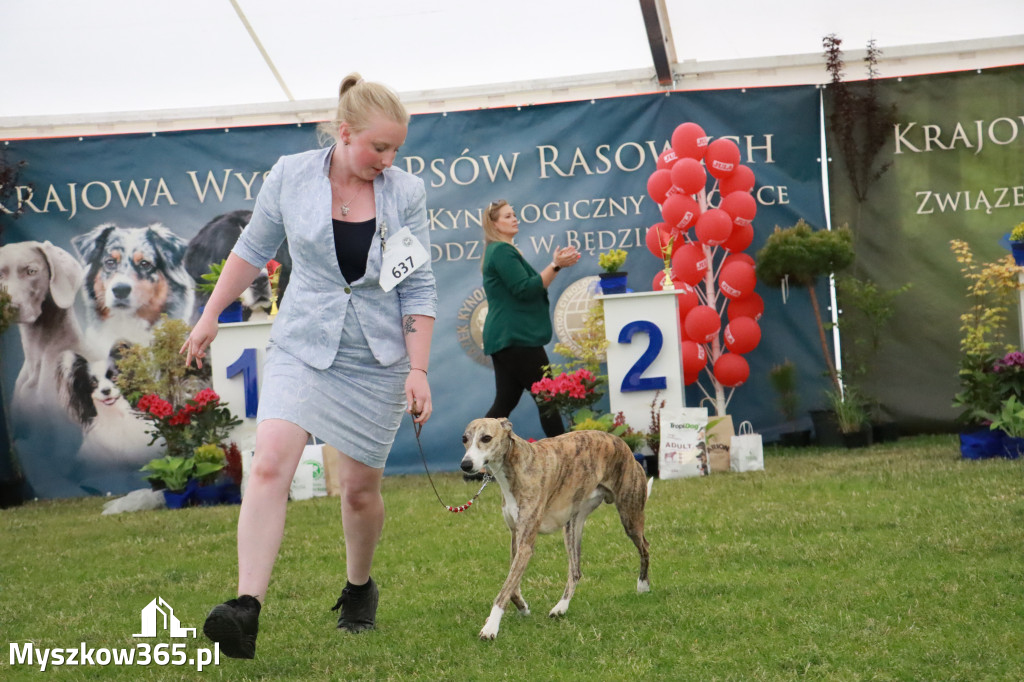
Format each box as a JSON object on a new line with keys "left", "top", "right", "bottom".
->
{"left": 335, "top": 179, "right": 367, "bottom": 217}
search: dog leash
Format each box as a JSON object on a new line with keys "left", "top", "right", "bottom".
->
{"left": 411, "top": 413, "right": 491, "bottom": 513}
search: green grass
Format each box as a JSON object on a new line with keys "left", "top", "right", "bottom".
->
{"left": 2, "top": 435, "right": 1022, "bottom": 681}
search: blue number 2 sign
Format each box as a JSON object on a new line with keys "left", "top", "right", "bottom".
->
{"left": 617, "top": 320, "right": 668, "bottom": 393}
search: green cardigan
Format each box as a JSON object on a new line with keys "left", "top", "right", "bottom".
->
{"left": 481, "top": 241, "right": 552, "bottom": 355}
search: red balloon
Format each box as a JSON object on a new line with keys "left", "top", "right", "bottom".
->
{"left": 719, "top": 261, "right": 757, "bottom": 300}
{"left": 653, "top": 270, "right": 682, "bottom": 291}
{"left": 721, "top": 222, "right": 754, "bottom": 253}
{"left": 720, "top": 190, "right": 757, "bottom": 226}
{"left": 670, "top": 157, "right": 707, "bottom": 195}
{"left": 671, "top": 242, "right": 708, "bottom": 286}
{"left": 656, "top": 149, "right": 680, "bottom": 171}
{"left": 675, "top": 282, "right": 699, "bottom": 321}
{"left": 647, "top": 169, "right": 673, "bottom": 204}
{"left": 694, "top": 208, "right": 733, "bottom": 247}
{"left": 683, "top": 370, "right": 702, "bottom": 386}
{"left": 714, "top": 353, "right": 750, "bottom": 387}
{"left": 724, "top": 317, "right": 761, "bottom": 354}
{"left": 671, "top": 122, "right": 709, "bottom": 160}
{"left": 661, "top": 194, "right": 700, "bottom": 231}
{"left": 684, "top": 305, "right": 721, "bottom": 343}
{"left": 720, "top": 165, "right": 755, "bottom": 195}
{"left": 727, "top": 292, "right": 764, "bottom": 322}
{"left": 681, "top": 340, "right": 708, "bottom": 374}
{"left": 705, "top": 138, "right": 740, "bottom": 179}
{"left": 723, "top": 252, "right": 755, "bottom": 268}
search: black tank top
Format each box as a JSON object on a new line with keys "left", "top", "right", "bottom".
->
{"left": 333, "top": 217, "right": 376, "bottom": 283}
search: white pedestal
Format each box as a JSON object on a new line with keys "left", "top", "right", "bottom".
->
{"left": 209, "top": 319, "right": 272, "bottom": 454}
{"left": 600, "top": 290, "right": 686, "bottom": 435}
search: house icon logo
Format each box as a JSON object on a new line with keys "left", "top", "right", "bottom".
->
{"left": 133, "top": 597, "right": 197, "bottom": 638}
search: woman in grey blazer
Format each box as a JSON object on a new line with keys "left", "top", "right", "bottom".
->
{"left": 182, "top": 73, "right": 436, "bottom": 657}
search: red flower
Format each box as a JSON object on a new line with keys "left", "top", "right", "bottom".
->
{"left": 141, "top": 394, "right": 173, "bottom": 418}
{"left": 193, "top": 388, "right": 220, "bottom": 407}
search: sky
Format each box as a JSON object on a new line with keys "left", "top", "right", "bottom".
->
{"left": 2, "top": 0, "right": 1022, "bottom": 118}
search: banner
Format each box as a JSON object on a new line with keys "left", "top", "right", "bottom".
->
{"left": 1, "top": 85, "right": 825, "bottom": 498}
{"left": 824, "top": 65, "right": 1024, "bottom": 430}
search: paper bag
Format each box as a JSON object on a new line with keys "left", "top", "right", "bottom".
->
{"left": 289, "top": 439, "right": 328, "bottom": 501}
{"left": 321, "top": 444, "right": 343, "bottom": 497}
{"left": 707, "top": 414, "right": 734, "bottom": 473}
{"left": 730, "top": 421, "right": 764, "bottom": 472}
{"left": 658, "top": 407, "right": 709, "bottom": 479}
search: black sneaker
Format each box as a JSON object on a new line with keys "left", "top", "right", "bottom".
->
{"left": 203, "top": 595, "right": 261, "bottom": 659}
{"left": 331, "top": 577, "right": 378, "bottom": 633}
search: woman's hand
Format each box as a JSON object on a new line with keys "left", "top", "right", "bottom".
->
{"left": 405, "top": 369, "right": 432, "bottom": 424}
{"left": 554, "top": 246, "right": 581, "bottom": 269}
{"left": 180, "top": 314, "right": 219, "bottom": 369}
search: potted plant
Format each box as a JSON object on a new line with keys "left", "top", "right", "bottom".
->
{"left": 530, "top": 367, "right": 605, "bottom": 428}
{"left": 191, "top": 443, "right": 227, "bottom": 506}
{"left": 768, "top": 359, "right": 811, "bottom": 446}
{"left": 949, "top": 239, "right": 1024, "bottom": 458}
{"left": 756, "top": 220, "right": 854, "bottom": 444}
{"left": 140, "top": 455, "right": 198, "bottom": 508}
{"left": 197, "top": 258, "right": 244, "bottom": 322}
{"left": 826, "top": 387, "right": 871, "bottom": 448}
{"left": 597, "top": 248, "right": 628, "bottom": 295}
{"left": 1008, "top": 221, "right": 1024, "bottom": 266}
{"left": 981, "top": 395, "right": 1024, "bottom": 459}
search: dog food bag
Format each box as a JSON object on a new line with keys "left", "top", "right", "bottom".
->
{"left": 658, "top": 407, "right": 710, "bottom": 479}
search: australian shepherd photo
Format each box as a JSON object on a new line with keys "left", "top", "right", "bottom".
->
{"left": 71, "top": 223, "right": 194, "bottom": 347}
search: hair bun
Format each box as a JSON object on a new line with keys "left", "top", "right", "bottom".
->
{"left": 339, "top": 72, "right": 363, "bottom": 97}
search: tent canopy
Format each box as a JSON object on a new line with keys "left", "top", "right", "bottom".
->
{"left": 4, "top": 0, "right": 1022, "bottom": 123}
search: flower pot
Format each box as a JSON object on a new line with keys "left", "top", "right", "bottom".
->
{"left": 643, "top": 454, "right": 659, "bottom": 479}
{"left": 217, "top": 481, "right": 242, "bottom": 504}
{"left": 778, "top": 429, "right": 812, "bottom": 447}
{"left": 1000, "top": 433, "right": 1024, "bottom": 459}
{"left": 218, "top": 300, "right": 244, "bottom": 323}
{"left": 841, "top": 425, "right": 873, "bottom": 449}
{"left": 871, "top": 421, "right": 900, "bottom": 443}
{"left": 959, "top": 428, "right": 1003, "bottom": 460}
{"left": 162, "top": 479, "right": 198, "bottom": 509}
{"left": 1010, "top": 241, "right": 1024, "bottom": 266}
{"left": 809, "top": 409, "right": 844, "bottom": 448}
{"left": 598, "top": 271, "right": 628, "bottom": 295}
{"left": 194, "top": 482, "right": 222, "bottom": 506}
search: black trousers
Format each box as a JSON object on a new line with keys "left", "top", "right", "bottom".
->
{"left": 485, "top": 346, "right": 565, "bottom": 438}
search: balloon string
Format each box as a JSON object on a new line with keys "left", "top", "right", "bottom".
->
{"left": 781, "top": 274, "right": 790, "bottom": 304}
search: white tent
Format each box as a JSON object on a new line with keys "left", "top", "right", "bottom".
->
{"left": 2, "top": 0, "right": 1022, "bottom": 139}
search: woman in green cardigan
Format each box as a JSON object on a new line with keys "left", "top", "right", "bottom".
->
{"left": 480, "top": 199, "right": 580, "bottom": 436}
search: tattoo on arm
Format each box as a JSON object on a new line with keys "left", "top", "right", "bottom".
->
{"left": 403, "top": 316, "right": 417, "bottom": 334}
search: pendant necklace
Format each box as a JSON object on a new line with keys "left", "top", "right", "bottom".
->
{"left": 337, "top": 180, "right": 367, "bottom": 217}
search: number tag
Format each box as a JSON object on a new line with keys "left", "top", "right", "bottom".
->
{"left": 379, "top": 226, "right": 428, "bottom": 292}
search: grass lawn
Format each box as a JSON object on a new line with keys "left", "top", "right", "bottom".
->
{"left": 2, "top": 434, "right": 1022, "bottom": 681}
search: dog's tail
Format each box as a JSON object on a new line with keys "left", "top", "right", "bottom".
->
{"left": 646, "top": 476, "right": 654, "bottom": 500}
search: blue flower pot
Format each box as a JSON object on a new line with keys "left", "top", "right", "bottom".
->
{"left": 194, "top": 483, "right": 222, "bottom": 506}
{"left": 163, "top": 478, "right": 198, "bottom": 509}
{"left": 218, "top": 300, "right": 244, "bottom": 323}
{"left": 599, "top": 272, "right": 628, "bottom": 295}
{"left": 1000, "top": 433, "right": 1024, "bottom": 459}
{"left": 959, "top": 428, "right": 1003, "bottom": 460}
{"left": 1011, "top": 241, "right": 1024, "bottom": 266}
{"left": 217, "top": 481, "right": 242, "bottom": 505}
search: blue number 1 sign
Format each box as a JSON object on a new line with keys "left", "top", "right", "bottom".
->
{"left": 617, "top": 320, "right": 669, "bottom": 392}
{"left": 226, "top": 348, "right": 259, "bottom": 418}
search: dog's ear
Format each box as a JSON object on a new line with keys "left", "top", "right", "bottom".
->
{"left": 499, "top": 418, "right": 513, "bottom": 433}
{"left": 146, "top": 224, "right": 194, "bottom": 289}
{"left": 70, "top": 223, "right": 115, "bottom": 265}
{"left": 39, "top": 241, "right": 84, "bottom": 309}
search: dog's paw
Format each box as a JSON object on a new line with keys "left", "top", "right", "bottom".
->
{"left": 637, "top": 578, "right": 651, "bottom": 593}
{"left": 548, "top": 599, "right": 570, "bottom": 618}
{"left": 478, "top": 622, "right": 500, "bottom": 640}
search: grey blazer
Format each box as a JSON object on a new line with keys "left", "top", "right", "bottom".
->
{"left": 232, "top": 146, "right": 437, "bottom": 370}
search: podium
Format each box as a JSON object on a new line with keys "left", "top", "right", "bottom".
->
{"left": 208, "top": 319, "right": 272, "bottom": 453}
{"left": 600, "top": 290, "right": 686, "bottom": 435}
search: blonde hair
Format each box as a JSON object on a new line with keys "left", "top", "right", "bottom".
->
{"left": 482, "top": 199, "right": 512, "bottom": 245}
{"left": 317, "top": 72, "right": 409, "bottom": 145}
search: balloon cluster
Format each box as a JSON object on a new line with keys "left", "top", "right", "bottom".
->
{"left": 644, "top": 122, "right": 763, "bottom": 394}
